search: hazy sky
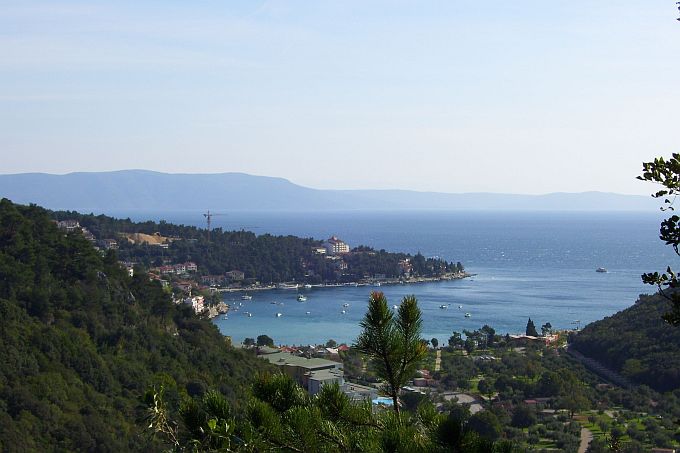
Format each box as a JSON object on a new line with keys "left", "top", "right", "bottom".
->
{"left": 1, "top": 1, "right": 678, "bottom": 194}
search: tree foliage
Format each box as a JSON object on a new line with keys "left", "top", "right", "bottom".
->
{"left": 354, "top": 292, "right": 428, "bottom": 415}
{"left": 571, "top": 293, "right": 680, "bottom": 392}
{"left": 525, "top": 318, "right": 538, "bottom": 337}
{"left": 0, "top": 199, "right": 272, "bottom": 451}
{"left": 638, "top": 153, "right": 680, "bottom": 325}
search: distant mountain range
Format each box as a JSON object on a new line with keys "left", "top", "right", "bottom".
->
{"left": 0, "top": 170, "right": 657, "bottom": 212}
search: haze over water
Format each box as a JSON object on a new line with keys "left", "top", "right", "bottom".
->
{"left": 110, "top": 209, "right": 674, "bottom": 345}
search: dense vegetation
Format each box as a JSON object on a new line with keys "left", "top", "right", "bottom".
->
{"left": 52, "top": 210, "right": 462, "bottom": 284}
{"left": 0, "top": 199, "right": 273, "bottom": 451}
{"left": 570, "top": 293, "right": 680, "bottom": 392}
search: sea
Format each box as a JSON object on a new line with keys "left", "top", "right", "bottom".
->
{"left": 108, "top": 209, "right": 674, "bottom": 346}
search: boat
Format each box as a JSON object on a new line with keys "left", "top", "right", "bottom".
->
{"left": 342, "top": 303, "right": 350, "bottom": 307}
{"left": 303, "top": 284, "right": 312, "bottom": 289}
{"left": 305, "top": 311, "right": 311, "bottom": 315}
{"left": 465, "top": 313, "right": 471, "bottom": 318}
{"left": 375, "top": 282, "right": 381, "bottom": 287}
{"left": 270, "top": 301, "right": 278, "bottom": 305}
{"left": 278, "top": 283, "right": 299, "bottom": 290}
{"left": 596, "top": 267, "right": 608, "bottom": 273}
{"left": 276, "top": 313, "right": 282, "bottom": 317}
{"left": 458, "top": 305, "right": 463, "bottom": 309}
{"left": 392, "top": 305, "right": 398, "bottom": 310}
{"left": 341, "top": 310, "right": 346, "bottom": 314}
{"left": 241, "top": 294, "right": 252, "bottom": 300}
{"left": 439, "top": 305, "right": 448, "bottom": 309}
{"left": 297, "top": 295, "right": 307, "bottom": 302}
{"left": 247, "top": 313, "right": 252, "bottom": 317}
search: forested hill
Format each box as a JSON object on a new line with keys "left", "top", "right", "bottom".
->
{"left": 570, "top": 293, "right": 680, "bottom": 392}
{"left": 0, "top": 199, "right": 272, "bottom": 451}
{"left": 52, "top": 209, "right": 461, "bottom": 283}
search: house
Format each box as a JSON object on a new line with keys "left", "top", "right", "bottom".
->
{"left": 260, "top": 351, "right": 344, "bottom": 395}
{"left": 226, "top": 270, "right": 245, "bottom": 281}
{"left": 56, "top": 220, "right": 81, "bottom": 232}
{"left": 185, "top": 262, "right": 198, "bottom": 272}
{"left": 184, "top": 295, "right": 205, "bottom": 314}
{"left": 258, "top": 350, "right": 376, "bottom": 400}
{"left": 119, "top": 261, "right": 134, "bottom": 277}
{"left": 343, "top": 382, "right": 378, "bottom": 402}
{"left": 159, "top": 265, "right": 175, "bottom": 275}
{"left": 324, "top": 236, "right": 350, "bottom": 255}
{"left": 312, "top": 246, "right": 327, "bottom": 255}
{"left": 99, "top": 239, "right": 118, "bottom": 250}
{"left": 201, "top": 275, "right": 226, "bottom": 286}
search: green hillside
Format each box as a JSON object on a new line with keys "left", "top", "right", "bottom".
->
{"left": 0, "top": 199, "right": 272, "bottom": 451}
{"left": 570, "top": 293, "right": 680, "bottom": 392}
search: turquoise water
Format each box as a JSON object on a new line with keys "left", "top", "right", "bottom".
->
{"left": 108, "top": 209, "right": 674, "bottom": 346}
{"left": 372, "top": 397, "right": 394, "bottom": 406}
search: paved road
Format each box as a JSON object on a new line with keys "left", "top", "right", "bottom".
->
{"left": 577, "top": 427, "right": 593, "bottom": 453}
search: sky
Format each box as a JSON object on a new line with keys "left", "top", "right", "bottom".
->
{"left": 0, "top": 1, "right": 679, "bottom": 195}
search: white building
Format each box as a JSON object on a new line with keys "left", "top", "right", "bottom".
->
{"left": 324, "top": 236, "right": 350, "bottom": 255}
{"left": 184, "top": 295, "right": 205, "bottom": 314}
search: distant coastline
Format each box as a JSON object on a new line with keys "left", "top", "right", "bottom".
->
{"left": 216, "top": 271, "right": 472, "bottom": 293}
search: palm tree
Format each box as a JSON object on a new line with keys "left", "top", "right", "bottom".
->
{"left": 355, "top": 292, "right": 427, "bottom": 416}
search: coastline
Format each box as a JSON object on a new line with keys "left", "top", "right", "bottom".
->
{"left": 215, "top": 271, "right": 472, "bottom": 293}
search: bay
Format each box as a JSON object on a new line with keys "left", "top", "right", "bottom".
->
{"left": 106, "top": 209, "right": 674, "bottom": 345}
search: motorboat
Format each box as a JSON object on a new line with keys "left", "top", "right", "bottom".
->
{"left": 596, "top": 267, "right": 608, "bottom": 273}
{"left": 241, "top": 294, "right": 252, "bottom": 300}
{"left": 439, "top": 305, "right": 448, "bottom": 309}
{"left": 465, "top": 313, "right": 471, "bottom": 318}
{"left": 276, "top": 313, "right": 282, "bottom": 317}
{"left": 303, "top": 284, "right": 312, "bottom": 289}
{"left": 342, "top": 303, "right": 350, "bottom": 307}
{"left": 297, "top": 295, "right": 307, "bottom": 302}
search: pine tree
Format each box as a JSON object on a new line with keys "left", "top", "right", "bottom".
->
{"left": 525, "top": 318, "right": 538, "bottom": 336}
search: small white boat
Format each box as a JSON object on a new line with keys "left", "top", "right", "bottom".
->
{"left": 342, "top": 303, "right": 350, "bottom": 307}
{"left": 303, "top": 284, "right": 312, "bottom": 289}
{"left": 297, "top": 295, "right": 307, "bottom": 302}
{"left": 392, "top": 305, "right": 398, "bottom": 310}
{"left": 596, "top": 267, "right": 608, "bottom": 273}
{"left": 375, "top": 282, "right": 381, "bottom": 287}
{"left": 440, "top": 305, "right": 448, "bottom": 309}
{"left": 241, "top": 294, "right": 252, "bottom": 300}
{"left": 305, "top": 311, "right": 311, "bottom": 315}
{"left": 458, "top": 305, "right": 463, "bottom": 309}
{"left": 465, "top": 313, "right": 471, "bottom": 318}
{"left": 341, "top": 310, "right": 346, "bottom": 314}
{"left": 276, "top": 313, "right": 282, "bottom": 317}
{"left": 270, "top": 301, "right": 278, "bottom": 305}
{"left": 278, "top": 283, "right": 299, "bottom": 290}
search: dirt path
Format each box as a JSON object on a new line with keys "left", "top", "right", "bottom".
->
{"left": 577, "top": 427, "right": 593, "bottom": 453}
{"left": 434, "top": 349, "right": 441, "bottom": 372}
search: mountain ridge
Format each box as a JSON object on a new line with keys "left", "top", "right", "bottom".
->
{"left": 0, "top": 170, "right": 656, "bottom": 212}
